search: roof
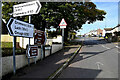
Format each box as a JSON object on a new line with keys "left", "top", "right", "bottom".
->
{"left": 112, "top": 25, "right": 120, "bottom": 29}
{"left": 104, "top": 28, "right": 113, "bottom": 31}
{"left": 97, "top": 29, "right": 103, "bottom": 31}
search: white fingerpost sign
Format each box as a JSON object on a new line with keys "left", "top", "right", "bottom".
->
{"left": 13, "top": 0, "right": 41, "bottom": 17}
{"left": 7, "top": 18, "right": 34, "bottom": 38}
{"left": 59, "top": 18, "right": 67, "bottom": 28}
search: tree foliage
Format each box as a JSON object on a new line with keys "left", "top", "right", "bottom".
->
{"left": 2, "top": 2, "right": 106, "bottom": 41}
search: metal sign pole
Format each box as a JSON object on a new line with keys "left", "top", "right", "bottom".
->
{"left": 29, "top": 16, "right": 36, "bottom": 64}
{"left": 28, "top": 16, "right": 31, "bottom": 66}
{"left": 62, "top": 28, "right": 64, "bottom": 47}
{"left": 13, "top": 36, "right": 16, "bottom": 75}
{"left": 41, "top": 45, "right": 43, "bottom": 60}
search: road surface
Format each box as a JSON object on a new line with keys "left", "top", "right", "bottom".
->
{"left": 58, "top": 37, "right": 118, "bottom": 79}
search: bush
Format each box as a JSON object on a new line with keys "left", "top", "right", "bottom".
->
{"left": 2, "top": 48, "right": 26, "bottom": 57}
{"left": 1, "top": 42, "right": 26, "bottom": 57}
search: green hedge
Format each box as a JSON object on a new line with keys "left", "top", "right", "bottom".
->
{"left": 2, "top": 48, "right": 26, "bottom": 57}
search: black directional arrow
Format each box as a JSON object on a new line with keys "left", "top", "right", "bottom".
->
{"left": 36, "top": 2, "right": 40, "bottom": 13}
{"left": 7, "top": 18, "right": 14, "bottom": 36}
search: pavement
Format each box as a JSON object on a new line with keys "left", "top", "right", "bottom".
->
{"left": 58, "top": 37, "right": 118, "bottom": 79}
{"left": 2, "top": 41, "right": 82, "bottom": 80}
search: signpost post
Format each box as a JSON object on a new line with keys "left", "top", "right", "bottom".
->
{"left": 7, "top": 18, "right": 34, "bottom": 74}
{"left": 28, "top": 16, "right": 31, "bottom": 66}
{"left": 13, "top": 36, "right": 16, "bottom": 74}
{"left": 6, "top": 0, "right": 41, "bottom": 74}
{"left": 59, "top": 18, "right": 67, "bottom": 47}
{"left": 13, "top": 0, "right": 41, "bottom": 64}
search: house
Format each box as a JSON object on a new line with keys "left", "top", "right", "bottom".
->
{"left": 85, "top": 29, "right": 103, "bottom": 37}
{"left": 102, "top": 25, "right": 120, "bottom": 42}
{"left": 103, "top": 28, "right": 113, "bottom": 37}
{"left": 97, "top": 29, "right": 103, "bottom": 36}
{"left": 112, "top": 25, "right": 120, "bottom": 36}
{"left": 85, "top": 30, "right": 97, "bottom": 36}
{"left": 103, "top": 25, "right": 120, "bottom": 37}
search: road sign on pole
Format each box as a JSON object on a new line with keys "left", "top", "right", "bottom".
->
{"left": 27, "top": 45, "right": 38, "bottom": 58}
{"left": 7, "top": 18, "right": 34, "bottom": 38}
{"left": 13, "top": 0, "right": 41, "bottom": 17}
{"left": 59, "top": 18, "right": 67, "bottom": 28}
{"left": 34, "top": 30, "right": 47, "bottom": 45}
{"left": 59, "top": 18, "right": 67, "bottom": 47}
{"left": 7, "top": 0, "right": 41, "bottom": 75}
{"left": 34, "top": 30, "right": 47, "bottom": 59}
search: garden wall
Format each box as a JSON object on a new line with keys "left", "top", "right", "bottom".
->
{"left": 2, "top": 44, "right": 62, "bottom": 76}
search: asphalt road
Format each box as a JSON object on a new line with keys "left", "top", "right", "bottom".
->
{"left": 58, "top": 37, "right": 119, "bottom": 79}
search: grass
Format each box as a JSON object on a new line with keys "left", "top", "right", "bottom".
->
{"left": 1, "top": 42, "right": 13, "bottom": 48}
{"left": 75, "top": 37, "right": 80, "bottom": 39}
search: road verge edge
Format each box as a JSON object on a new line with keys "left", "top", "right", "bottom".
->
{"left": 48, "top": 42, "right": 83, "bottom": 80}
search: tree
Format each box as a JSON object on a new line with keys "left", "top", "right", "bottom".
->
{"left": 44, "top": 2, "right": 106, "bottom": 41}
{"left": 2, "top": 2, "right": 106, "bottom": 41}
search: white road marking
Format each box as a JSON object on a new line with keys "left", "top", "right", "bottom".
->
{"left": 105, "top": 47, "right": 110, "bottom": 49}
{"left": 96, "top": 62, "right": 104, "bottom": 70}
{"left": 101, "top": 45, "right": 105, "bottom": 47}
{"left": 116, "top": 46, "right": 120, "bottom": 49}
{"left": 101, "top": 45, "right": 110, "bottom": 49}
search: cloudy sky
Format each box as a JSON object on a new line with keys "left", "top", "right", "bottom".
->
{"left": 78, "top": 1, "right": 118, "bottom": 35}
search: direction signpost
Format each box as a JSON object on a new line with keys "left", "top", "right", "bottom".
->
{"left": 27, "top": 45, "right": 38, "bottom": 57}
{"left": 59, "top": 18, "right": 67, "bottom": 47}
{"left": 13, "top": 0, "right": 41, "bottom": 17}
{"left": 34, "top": 30, "right": 47, "bottom": 59}
{"left": 7, "top": 18, "right": 34, "bottom": 37}
{"left": 7, "top": 18, "right": 34, "bottom": 74}
{"left": 6, "top": 0, "right": 41, "bottom": 74}
{"left": 27, "top": 45, "right": 38, "bottom": 64}
{"left": 34, "top": 30, "right": 46, "bottom": 45}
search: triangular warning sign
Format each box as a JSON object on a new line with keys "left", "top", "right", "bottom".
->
{"left": 59, "top": 18, "right": 67, "bottom": 26}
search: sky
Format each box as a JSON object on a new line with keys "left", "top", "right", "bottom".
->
{"left": 77, "top": 2, "right": 118, "bottom": 35}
